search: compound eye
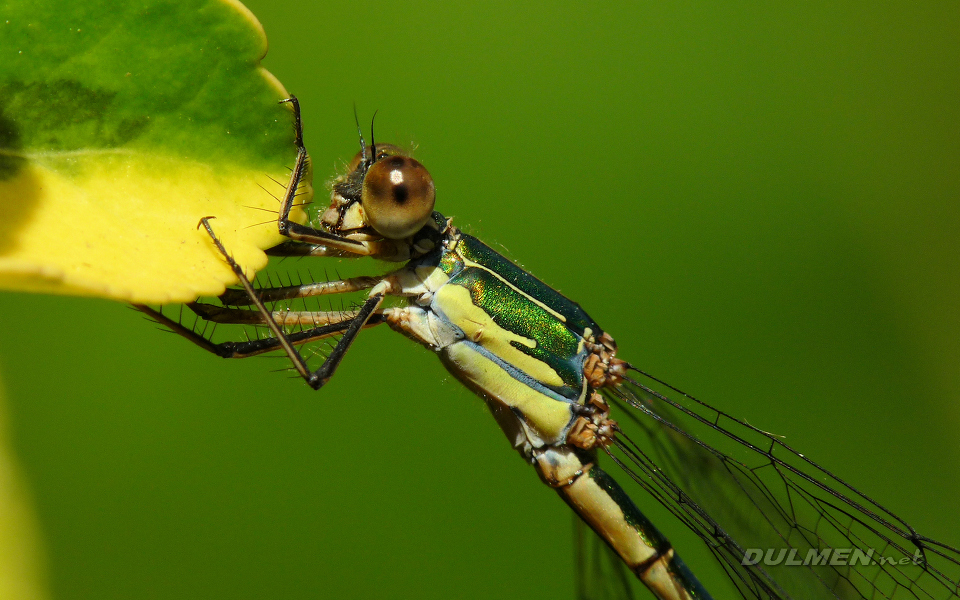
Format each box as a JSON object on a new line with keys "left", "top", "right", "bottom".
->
{"left": 361, "top": 155, "right": 436, "bottom": 239}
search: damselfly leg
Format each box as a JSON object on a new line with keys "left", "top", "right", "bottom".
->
{"left": 136, "top": 303, "right": 386, "bottom": 359}
{"left": 139, "top": 221, "right": 387, "bottom": 389}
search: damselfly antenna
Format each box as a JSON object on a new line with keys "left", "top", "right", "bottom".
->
{"left": 369, "top": 110, "right": 379, "bottom": 162}
{"left": 353, "top": 103, "right": 366, "bottom": 164}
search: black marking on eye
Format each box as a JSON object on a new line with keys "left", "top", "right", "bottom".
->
{"left": 393, "top": 183, "right": 409, "bottom": 205}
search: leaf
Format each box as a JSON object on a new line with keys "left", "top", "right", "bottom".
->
{"left": 0, "top": 0, "right": 308, "bottom": 303}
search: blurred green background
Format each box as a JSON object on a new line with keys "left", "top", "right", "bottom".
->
{"left": 0, "top": 1, "right": 957, "bottom": 598}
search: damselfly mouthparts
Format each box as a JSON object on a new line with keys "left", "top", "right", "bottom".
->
{"left": 138, "top": 98, "right": 960, "bottom": 600}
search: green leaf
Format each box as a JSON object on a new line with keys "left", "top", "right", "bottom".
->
{"left": 0, "top": 0, "right": 308, "bottom": 303}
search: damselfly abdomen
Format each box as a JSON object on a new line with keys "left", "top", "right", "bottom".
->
{"left": 138, "top": 98, "right": 960, "bottom": 600}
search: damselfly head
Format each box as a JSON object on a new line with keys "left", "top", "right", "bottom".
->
{"left": 324, "top": 144, "right": 436, "bottom": 241}
{"left": 360, "top": 151, "right": 435, "bottom": 239}
{"left": 345, "top": 142, "right": 405, "bottom": 173}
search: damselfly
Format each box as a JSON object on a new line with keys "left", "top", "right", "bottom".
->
{"left": 137, "top": 98, "right": 960, "bottom": 600}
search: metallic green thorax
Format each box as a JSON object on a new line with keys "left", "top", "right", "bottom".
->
{"left": 438, "top": 234, "right": 602, "bottom": 401}
{"left": 391, "top": 226, "right": 607, "bottom": 450}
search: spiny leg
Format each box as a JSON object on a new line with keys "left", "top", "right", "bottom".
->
{"left": 136, "top": 273, "right": 384, "bottom": 354}
{"left": 197, "top": 217, "right": 386, "bottom": 389}
{"left": 188, "top": 302, "right": 379, "bottom": 328}
{"left": 136, "top": 304, "right": 385, "bottom": 359}
{"left": 274, "top": 97, "right": 368, "bottom": 254}
{"left": 218, "top": 275, "right": 380, "bottom": 307}
{"left": 265, "top": 240, "right": 361, "bottom": 258}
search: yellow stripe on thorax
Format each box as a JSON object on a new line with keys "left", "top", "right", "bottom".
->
{"left": 434, "top": 284, "right": 565, "bottom": 388}
{"left": 442, "top": 343, "right": 574, "bottom": 445}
